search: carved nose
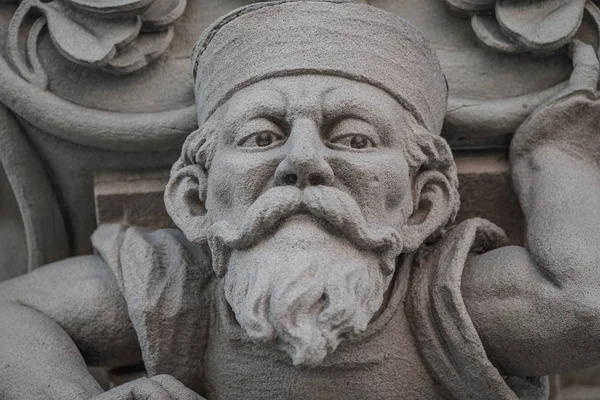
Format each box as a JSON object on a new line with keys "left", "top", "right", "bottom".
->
{"left": 274, "top": 119, "right": 334, "bottom": 188}
{"left": 277, "top": 170, "right": 330, "bottom": 187}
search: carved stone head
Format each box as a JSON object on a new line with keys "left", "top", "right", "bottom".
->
{"left": 165, "top": 0, "right": 460, "bottom": 367}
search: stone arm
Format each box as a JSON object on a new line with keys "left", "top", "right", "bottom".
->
{"left": 462, "top": 92, "right": 600, "bottom": 377}
{"left": 0, "top": 255, "right": 142, "bottom": 399}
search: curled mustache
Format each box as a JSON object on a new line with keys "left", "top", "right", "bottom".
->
{"left": 208, "top": 185, "right": 403, "bottom": 278}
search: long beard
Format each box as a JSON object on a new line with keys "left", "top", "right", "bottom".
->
{"left": 223, "top": 218, "right": 396, "bottom": 367}
{"left": 207, "top": 185, "right": 403, "bottom": 367}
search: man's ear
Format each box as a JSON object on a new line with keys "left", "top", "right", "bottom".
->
{"left": 164, "top": 163, "right": 210, "bottom": 244}
{"left": 401, "top": 169, "right": 458, "bottom": 252}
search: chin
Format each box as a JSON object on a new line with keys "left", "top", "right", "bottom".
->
{"left": 222, "top": 216, "right": 396, "bottom": 367}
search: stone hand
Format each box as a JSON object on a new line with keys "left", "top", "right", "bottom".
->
{"left": 511, "top": 39, "right": 600, "bottom": 164}
{"left": 92, "top": 375, "right": 204, "bottom": 400}
{"left": 511, "top": 92, "right": 600, "bottom": 167}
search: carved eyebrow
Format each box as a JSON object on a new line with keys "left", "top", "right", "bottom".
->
{"left": 323, "top": 101, "right": 376, "bottom": 123}
{"left": 321, "top": 86, "right": 410, "bottom": 146}
{"left": 220, "top": 89, "right": 287, "bottom": 146}
{"left": 322, "top": 92, "right": 389, "bottom": 125}
{"left": 225, "top": 89, "right": 287, "bottom": 124}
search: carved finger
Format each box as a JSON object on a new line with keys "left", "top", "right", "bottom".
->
{"left": 91, "top": 382, "right": 136, "bottom": 400}
{"left": 129, "top": 377, "right": 174, "bottom": 400}
{"left": 91, "top": 377, "right": 171, "bottom": 400}
{"left": 559, "top": 40, "right": 599, "bottom": 100}
{"left": 568, "top": 40, "right": 599, "bottom": 96}
{"left": 95, "top": 377, "right": 178, "bottom": 400}
{"left": 150, "top": 374, "right": 205, "bottom": 400}
{"left": 540, "top": 40, "right": 598, "bottom": 107}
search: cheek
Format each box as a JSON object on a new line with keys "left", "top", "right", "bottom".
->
{"left": 206, "top": 150, "right": 281, "bottom": 221}
{"left": 328, "top": 152, "right": 411, "bottom": 225}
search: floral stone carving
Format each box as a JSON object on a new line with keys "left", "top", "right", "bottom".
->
{"left": 6, "top": 0, "right": 186, "bottom": 88}
{"left": 446, "top": 0, "right": 600, "bottom": 54}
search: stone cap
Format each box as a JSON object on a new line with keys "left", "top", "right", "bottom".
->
{"left": 191, "top": 0, "right": 448, "bottom": 135}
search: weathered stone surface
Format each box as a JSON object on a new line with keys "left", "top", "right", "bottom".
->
{"left": 94, "top": 171, "right": 173, "bottom": 229}
{"left": 92, "top": 153, "right": 526, "bottom": 249}
{"left": 1, "top": 0, "right": 597, "bottom": 273}
{"left": 0, "top": 161, "right": 26, "bottom": 281}
{"left": 0, "top": 1, "right": 600, "bottom": 399}
{"left": 455, "top": 152, "right": 524, "bottom": 245}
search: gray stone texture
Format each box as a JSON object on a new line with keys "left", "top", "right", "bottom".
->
{"left": 1, "top": 0, "right": 593, "bottom": 274}
{"left": 1, "top": 0, "right": 600, "bottom": 399}
{"left": 93, "top": 152, "right": 525, "bottom": 246}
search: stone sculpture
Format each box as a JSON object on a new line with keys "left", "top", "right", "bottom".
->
{"left": 447, "top": 0, "right": 591, "bottom": 54}
{"left": 1, "top": 0, "right": 600, "bottom": 399}
{"left": 7, "top": 0, "right": 187, "bottom": 86}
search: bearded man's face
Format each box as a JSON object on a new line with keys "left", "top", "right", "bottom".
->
{"left": 204, "top": 75, "right": 415, "bottom": 367}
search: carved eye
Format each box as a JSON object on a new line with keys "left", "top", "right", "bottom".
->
{"left": 331, "top": 134, "right": 375, "bottom": 149}
{"left": 237, "top": 119, "right": 286, "bottom": 149}
{"left": 328, "top": 119, "right": 378, "bottom": 150}
{"left": 240, "top": 131, "right": 284, "bottom": 148}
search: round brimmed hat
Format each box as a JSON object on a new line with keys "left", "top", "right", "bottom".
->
{"left": 191, "top": 0, "right": 448, "bottom": 135}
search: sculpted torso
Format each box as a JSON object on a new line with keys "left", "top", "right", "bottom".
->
{"left": 1, "top": 1, "right": 600, "bottom": 399}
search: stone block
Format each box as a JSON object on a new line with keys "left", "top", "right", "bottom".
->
{"left": 94, "top": 170, "right": 173, "bottom": 229}
{"left": 455, "top": 151, "right": 525, "bottom": 246}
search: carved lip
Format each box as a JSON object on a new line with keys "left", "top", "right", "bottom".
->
{"left": 275, "top": 212, "right": 336, "bottom": 236}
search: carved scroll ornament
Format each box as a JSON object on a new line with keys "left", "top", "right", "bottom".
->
{"left": 5, "top": 0, "right": 186, "bottom": 88}
{"left": 446, "top": 0, "right": 599, "bottom": 54}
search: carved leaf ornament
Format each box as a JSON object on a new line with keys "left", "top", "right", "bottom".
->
{"left": 446, "top": 0, "right": 599, "bottom": 54}
{"left": 6, "top": 0, "right": 185, "bottom": 88}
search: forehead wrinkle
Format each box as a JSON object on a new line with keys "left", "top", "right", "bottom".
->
{"left": 284, "top": 83, "right": 328, "bottom": 125}
{"left": 322, "top": 88, "right": 383, "bottom": 127}
{"left": 326, "top": 84, "right": 415, "bottom": 123}
{"left": 225, "top": 88, "right": 287, "bottom": 124}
